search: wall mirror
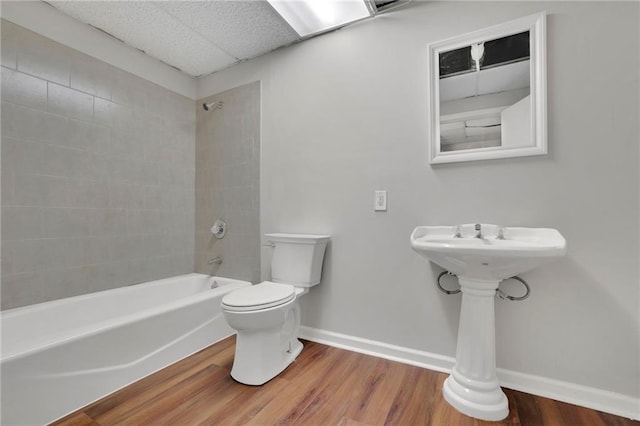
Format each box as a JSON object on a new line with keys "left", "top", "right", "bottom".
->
{"left": 427, "top": 13, "right": 547, "bottom": 164}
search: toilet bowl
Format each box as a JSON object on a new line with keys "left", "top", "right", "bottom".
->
{"left": 221, "top": 233, "right": 330, "bottom": 385}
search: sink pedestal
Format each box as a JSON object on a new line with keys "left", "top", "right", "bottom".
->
{"left": 410, "top": 225, "right": 567, "bottom": 421}
{"left": 442, "top": 277, "right": 508, "bottom": 421}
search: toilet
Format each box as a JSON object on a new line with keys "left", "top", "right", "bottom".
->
{"left": 221, "top": 233, "right": 330, "bottom": 385}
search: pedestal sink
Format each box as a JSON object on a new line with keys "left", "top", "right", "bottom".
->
{"left": 410, "top": 224, "right": 566, "bottom": 421}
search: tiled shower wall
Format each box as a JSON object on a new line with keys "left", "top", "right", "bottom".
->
{"left": 195, "top": 82, "right": 260, "bottom": 283}
{"left": 1, "top": 20, "right": 196, "bottom": 309}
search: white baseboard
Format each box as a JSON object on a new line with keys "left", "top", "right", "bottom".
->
{"left": 496, "top": 368, "right": 639, "bottom": 421}
{"left": 299, "top": 326, "right": 640, "bottom": 420}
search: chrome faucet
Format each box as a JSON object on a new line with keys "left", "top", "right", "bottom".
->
{"left": 475, "top": 223, "right": 482, "bottom": 239}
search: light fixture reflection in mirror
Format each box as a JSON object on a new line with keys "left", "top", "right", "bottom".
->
{"left": 440, "top": 32, "right": 530, "bottom": 152}
{"left": 427, "top": 13, "right": 546, "bottom": 164}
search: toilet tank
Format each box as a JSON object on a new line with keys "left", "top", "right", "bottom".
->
{"left": 265, "top": 233, "right": 330, "bottom": 287}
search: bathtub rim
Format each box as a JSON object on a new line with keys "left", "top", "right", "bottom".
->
{"left": 1, "top": 273, "right": 250, "bottom": 362}
{"left": 1, "top": 273, "right": 223, "bottom": 317}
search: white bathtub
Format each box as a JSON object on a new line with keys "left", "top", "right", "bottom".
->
{"left": 0, "top": 273, "right": 250, "bottom": 425}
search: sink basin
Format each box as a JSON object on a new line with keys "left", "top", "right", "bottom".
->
{"left": 410, "top": 224, "right": 566, "bottom": 421}
{"left": 410, "top": 224, "right": 567, "bottom": 280}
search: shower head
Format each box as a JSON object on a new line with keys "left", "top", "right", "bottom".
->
{"left": 203, "top": 101, "right": 223, "bottom": 111}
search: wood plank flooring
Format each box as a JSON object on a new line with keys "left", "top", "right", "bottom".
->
{"left": 52, "top": 336, "right": 638, "bottom": 426}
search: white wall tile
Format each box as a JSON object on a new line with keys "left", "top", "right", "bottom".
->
{"left": 7, "top": 105, "right": 68, "bottom": 145}
{"left": 40, "top": 266, "right": 90, "bottom": 301}
{"left": 107, "top": 236, "right": 144, "bottom": 261}
{"left": 41, "top": 207, "right": 94, "bottom": 238}
{"left": 195, "top": 82, "right": 260, "bottom": 283}
{"left": 75, "top": 179, "right": 110, "bottom": 208}
{"left": 84, "top": 261, "right": 130, "bottom": 292}
{"left": 143, "top": 234, "right": 174, "bottom": 257}
{"left": 85, "top": 153, "right": 112, "bottom": 182}
{"left": 121, "top": 160, "right": 159, "bottom": 186}
{"left": 69, "top": 53, "right": 113, "bottom": 99}
{"left": 1, "top": 136, "right": 44, "bottom": 174}
{"left": 1, "top": 206, "right": 43, "bottom": 240}
{"left": 93, "top": 209, "right": 127, "bottom": 237}
{"left": 37, "top": 238, "right": 84, "bottom": 269}
{"left": 109, "top": 127, "right": 145, "bottom": 160}
{"left": 2, "top": 240, "right": 37, "bottom": 276}
{"left": 64, "top": 119, "right": 108, "bottom": 151}
{"left": 2, "top": 22, "right": 195, "bottom": 309}
{"left": 143, "top": 186, "right": 173, "bottom": 210}
{"left": 130, "top": 209, "right": 165, "bottom": 236}
{"left": 47, "top": 82, "right": 94, "bottom": 121}
{"left": 108, "top": 183, "right": 144, "bottom": 209}
{"left": 13, "top": 173, "right": 69, "bottom": 207}
{"left": 2, "top": 169, "right": 16, "bottom": 206}
{"left": 1, "top": 101, "right": 18, "bottom": 138}
{"left": 79, "top": 237, "right": 112, "bottom": 265}
{"left": 1, "top": 66, "right": 47, "bottom": 109}
{"left": 0, "top": 272, "right": 43, "bottom": 309}
{"left": 95, "top": 97, "right": 139, "bottom": 130}
{"left": 93, "top": 97, "right": 118, "bottom": 127}
{"left": 41, "top": 144, "right": 91, "bottom": 178}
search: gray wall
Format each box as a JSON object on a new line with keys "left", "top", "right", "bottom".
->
{"left": 195, "top": 82, "right": 260, "bottom": 283}
{"left": 197, "top": 1, "right": 639, "bottom": 399}
{"left": 1, "top": 20, "right": 195, "bottom": 309}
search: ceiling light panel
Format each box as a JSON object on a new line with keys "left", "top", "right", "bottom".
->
{"left": 267, "top": 0, "right": 372, "bottom": 37}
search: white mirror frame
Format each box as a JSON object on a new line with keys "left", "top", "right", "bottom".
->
{"left": 427, "top": 12, "right": 547, "bottom": 164}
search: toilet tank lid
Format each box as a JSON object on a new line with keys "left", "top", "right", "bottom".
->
{"left": 265, "top": 233, "right": 330, "bottom": 244}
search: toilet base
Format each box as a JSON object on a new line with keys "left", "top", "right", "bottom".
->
{"left": 231, "top": 335, "right": 303, "bottom": 386}
{"left": 223, "top": 285, "right": 307, "bottom": 386}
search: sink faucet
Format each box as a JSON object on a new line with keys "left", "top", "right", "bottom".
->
{"left": 475, "top": 224, "right": 482, "bottom": 239}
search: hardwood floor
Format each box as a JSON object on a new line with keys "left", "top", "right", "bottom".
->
{"left": 52, "top": 336, "right": 638, "bottom": 426}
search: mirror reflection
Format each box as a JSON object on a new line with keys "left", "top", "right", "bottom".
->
{"left": 439, "top": 31, "right": 531, "bottom": 152}
{"left": 427, "top": 12, "right": 546, "bottom": 164}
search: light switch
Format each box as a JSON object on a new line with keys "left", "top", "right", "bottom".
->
{"left": 374, "top": 190, "right": 387, "bottom": 211}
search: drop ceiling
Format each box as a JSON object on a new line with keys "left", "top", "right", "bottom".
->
{"left": 46, "top": 0, "right": 408, "bottom": 79}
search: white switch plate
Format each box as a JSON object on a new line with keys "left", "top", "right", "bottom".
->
{"left": 374, "top": 190, "right": 387, "bottom": 211}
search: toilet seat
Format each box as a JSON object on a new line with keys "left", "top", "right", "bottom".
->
{"left": 222, "top": 281, "right": 295, "bottom": 312}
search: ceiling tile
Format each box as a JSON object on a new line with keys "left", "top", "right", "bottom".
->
{"left": 47, "top": 0, "right": 388, "bottom": 79}
{"left": 155, "top": 1, "right": 299, "bottom": 60}
{"left": 50, "top": 1, "right": 237, "bottom": 77}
